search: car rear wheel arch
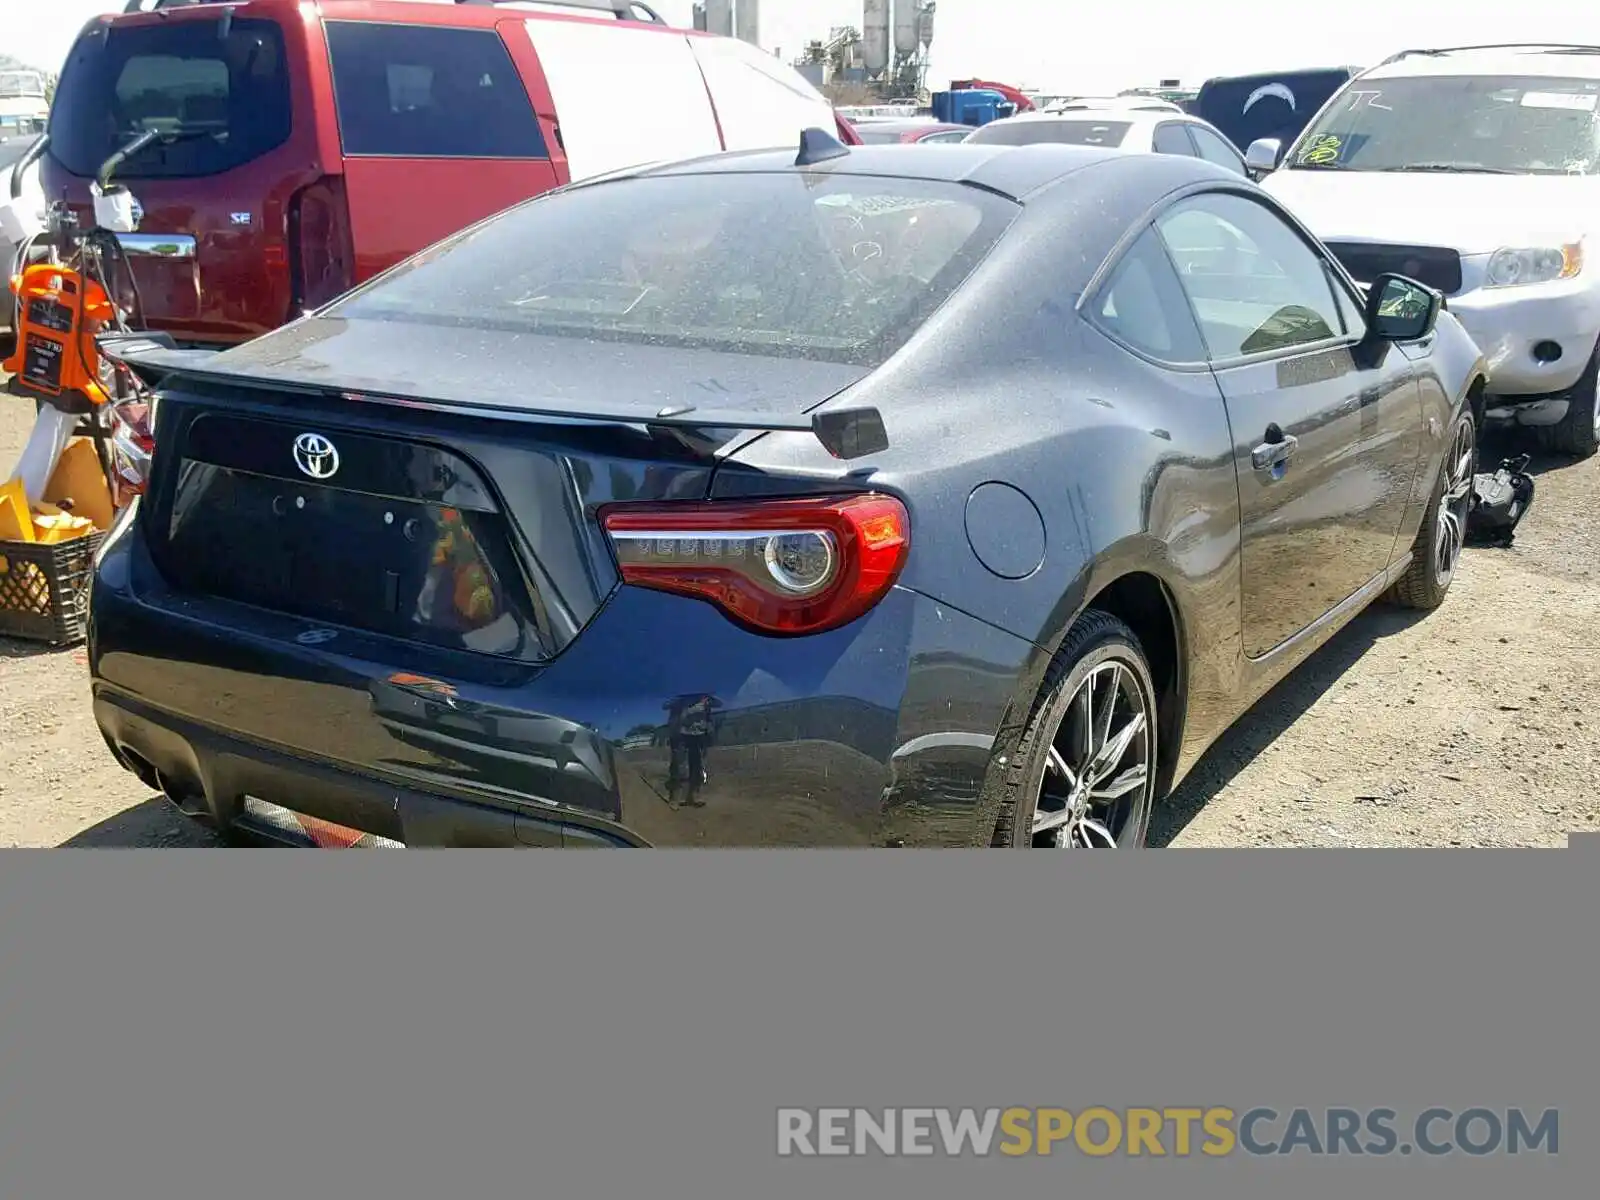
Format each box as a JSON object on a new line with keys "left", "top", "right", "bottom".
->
{"left": 975, "top": 566, "right": 1188, "bottom": 843}
{"left": 1082, "top": 572, "right": 1186, "bottom": 798}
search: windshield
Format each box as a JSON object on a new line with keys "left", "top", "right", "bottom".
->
{"left": 327, "top": 172, "right": 1018, "bottom": 366}
{"left": 966, "top": 119, "right": 1131, "bottom": 147}
{"left": 1289, "top": 74, "right": 1600, "bottom": 174}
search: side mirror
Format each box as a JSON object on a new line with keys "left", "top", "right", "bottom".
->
{"left": 1364, "top": 273, "right": 1442, "bottom": 343}
{"left": 1244, "top": 137, "right": 1283, "bottom": 178}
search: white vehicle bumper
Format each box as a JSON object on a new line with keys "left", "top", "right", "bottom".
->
{"left": 1446, "top": 264, "right": 1600, "bottom": 401}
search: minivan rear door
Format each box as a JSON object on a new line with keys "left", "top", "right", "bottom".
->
{"left": 320, "top": 17, "right": 561, "bottom": 283}
{"left": 45, "top": 9, "right": 322, "bottom": 344}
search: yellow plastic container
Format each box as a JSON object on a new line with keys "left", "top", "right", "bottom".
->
{"left": 0, "top": 478, "right": 35, "bottom": 543}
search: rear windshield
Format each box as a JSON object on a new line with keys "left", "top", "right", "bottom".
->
{"left": 49, "top": 17, "right": 291, "bottom": 179}
{"left": 855, "top": 127, "right": 911, "bottom": 144}
{"left": 326, "top": 172, "right": 1018, "bottom": 366}
{"left": 967, "top": 118, "right": 1131, "bottom": 147}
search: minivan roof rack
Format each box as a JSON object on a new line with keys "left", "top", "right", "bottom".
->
{"left": 454, "top": 0, "right": 667, "bottom": 22}
{"left": 1379, "top": 43, "right": 1600, "bottom": 65}
{"left": 121, "top": 0, "right": 231, "bottom": 11}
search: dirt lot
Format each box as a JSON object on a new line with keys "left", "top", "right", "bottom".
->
{"left": 2, "top": 378, "right": 1595, "bottom": 847}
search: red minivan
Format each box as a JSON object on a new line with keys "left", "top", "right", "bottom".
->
{"left": 42, "top": 0, "right": 853, "bottom": 346}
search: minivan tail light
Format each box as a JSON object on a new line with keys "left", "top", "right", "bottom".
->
{"left": 600, "top": 493, "right": 910, "bottom": 635}
{"left": 288, "top": 176, "right": 354, "bottom": 315}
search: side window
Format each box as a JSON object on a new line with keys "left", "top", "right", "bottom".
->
{"left": 687, "top": 34, "right": 838, "bottom": 153}
{"left": 923, "top": 130, "right": 971, "bottom": 143}
{"left": 1090, "top": 226, "right": 1208, "bottom": 363}
{"left": 1188, "top": 125, "right": 1248, "bottom": 175}
{"left": 526, "top": 19, "right": 722, "bottom": 180}
{"left": 325, "top": 22, "right": 547, "bottom": 159}
{"left": 1156, "top": 192, "right": 1345, "bottom": 359}
{"left": 1152, "top": 122, "right": 1196, "bottom": 156}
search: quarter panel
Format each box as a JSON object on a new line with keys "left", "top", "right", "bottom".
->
{"left": 720, "top": 305, "right": 1246, "bottom": 788}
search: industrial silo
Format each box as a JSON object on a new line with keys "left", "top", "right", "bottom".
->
{"left": 917, "top": 1, "right": 936, "bottom": 49}
{"left": 892, "top": 0, "right": 919, "bottom": 56}
{"left": 736, "top": 0, "right": 760, "bottom": 47}
{"left": 704, "top": 0, "right": 733, "bottom": 37}
{"left": 862, "top": 0, "right": 891, "bottom": 77}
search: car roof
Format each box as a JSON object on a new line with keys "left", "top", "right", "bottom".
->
{"left": 1000, "top": 109, "right": 1181, "bottom": 129}
{"left": 854, "top": 119, "right": 964, "bottom": 133}
{"left": 1048, "top": 97, "right": 1184, "bottom": 113}
{"left": 1199, "top": 66, "right": 1360, "bottom": 88}
{"left": 100, "top": 0, "right": 691, "bottom": 36}
{"left": 1363, "top": 45, "right": 1600, "bottom": 80}
{"left": 591, "top": 141, "right": 1139, "bottom": 202}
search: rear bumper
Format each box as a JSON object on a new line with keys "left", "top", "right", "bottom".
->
{"left": 89, "top": 514, "right": 1036, "bottom": 847}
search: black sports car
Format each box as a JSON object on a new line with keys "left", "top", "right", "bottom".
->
{"left": 90, "top": 131, "right": 1487, "bottom": 848}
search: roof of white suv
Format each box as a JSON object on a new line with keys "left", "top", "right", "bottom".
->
{"left": 1364, "top": 45, "right": 1600, "bottom": 80}
{"left": 982, "top": 108, "right": 1187, "bottom": 131}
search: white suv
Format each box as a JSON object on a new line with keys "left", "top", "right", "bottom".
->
{"left": 1248, "top": 43, "right": 1600, "bottom": 456}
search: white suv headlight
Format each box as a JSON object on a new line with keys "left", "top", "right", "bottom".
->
{"left": 1485, "top": 244, "right": 1583, "bottom": 287}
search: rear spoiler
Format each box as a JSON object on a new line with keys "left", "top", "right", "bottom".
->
{"left": 95, "top": 331, "right": 891, "bottom": 461}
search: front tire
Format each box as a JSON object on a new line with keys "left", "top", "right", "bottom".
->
{"left": 991, "top": 610, "right": 1158, "bottom": 849}
{"left": 1535, "top": 345, "right": 1600, "bottom": 458}
{"left": 1389, "top": 407, "right": 1475, "bottom": 610}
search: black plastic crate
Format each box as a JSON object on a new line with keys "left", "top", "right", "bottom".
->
{"left": 0, "top": 532, "right": 104, "bottom": 646}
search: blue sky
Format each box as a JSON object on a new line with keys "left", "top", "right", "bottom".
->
{"left": 16, "top": 0, "right": 1600, "bottom": 95}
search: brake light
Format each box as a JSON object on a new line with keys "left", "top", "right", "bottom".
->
{"left": 288, "top": 176, "right": 354, "bottom": 315}
{"left": 106, "top": 393, "right": 155, "bottom": 506}
{"left": 600, "top": 493, "right": 910, "bottom": 635}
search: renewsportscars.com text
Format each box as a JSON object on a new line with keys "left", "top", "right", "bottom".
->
{"left": 776, "top": 1106, "right": 1560, "bottom": 1159}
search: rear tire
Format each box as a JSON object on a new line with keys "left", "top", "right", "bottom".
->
{"left": 1389, "top": 407, "right": 1475, "bottom": 610}
{"left": 991, "top": 610, "right": 1158, "bottom": 849}
{"left": 1534, "top": 345, "right": 1600, "bottom": 458}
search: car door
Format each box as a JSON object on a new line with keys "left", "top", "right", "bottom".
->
{"left": 1186, "top": 123, "right": 1250, "bottom": 175}
{"left": 322, "top": 20, "right": 562, "bottom": 283}
{"left": 1156, "top": 189, "right": 1423, "bottom": 658}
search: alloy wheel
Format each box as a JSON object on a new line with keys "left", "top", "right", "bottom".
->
{"left": 1031, "top": 660, "right": 1153, "bottom": 848}
{"left": 1435, "top": 420, "right": 1475, "bottom": 585}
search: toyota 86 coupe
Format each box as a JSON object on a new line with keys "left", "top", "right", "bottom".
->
{"left": 90, "top": 131, "right": 1487, "bottom": 848}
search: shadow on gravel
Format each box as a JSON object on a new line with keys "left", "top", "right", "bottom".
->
{"left": 0, "top": 636, "right": 77, "bottom": 661}
{"left": 1477, "top": 424, "right": 1588, "bottom": 480}
{"left": 61, "top": 796, "right": 223, "bottom": 848}
{"left": 1148, "top": 603, "right": 1430, "bottom": 847}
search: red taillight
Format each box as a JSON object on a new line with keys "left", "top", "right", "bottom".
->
{"left": 106, "top": 394, "right": 155, "bottom": 506}
{"left": 288, "top": 176, "right": 354, "bottom": 315}
{"left": 600, "top": 493, "right": 910, "bottom": 636}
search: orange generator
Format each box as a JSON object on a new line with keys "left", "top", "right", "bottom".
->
{"left": 3, "top": 262, "right": 118, "bottom": 411}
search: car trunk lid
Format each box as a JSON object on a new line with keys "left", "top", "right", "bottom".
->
{"left": 133, "top": 318, "right": 874, "bottom": 661}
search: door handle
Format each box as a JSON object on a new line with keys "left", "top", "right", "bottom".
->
{"left": 1251, "top": 432, "right": 1298, "bottom": 471}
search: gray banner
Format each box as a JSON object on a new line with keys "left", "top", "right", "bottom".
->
{"left": 0, "top": 849, "right": 1591, "bottom": 1199}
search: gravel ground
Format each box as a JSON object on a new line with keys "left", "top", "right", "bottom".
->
{"left": 1, "top": 375, "right": 1594, "bottom": 848}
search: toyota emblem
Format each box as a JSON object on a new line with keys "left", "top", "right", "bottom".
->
{"left": 293, "top": 432, "right": 340, "bottom": 480}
